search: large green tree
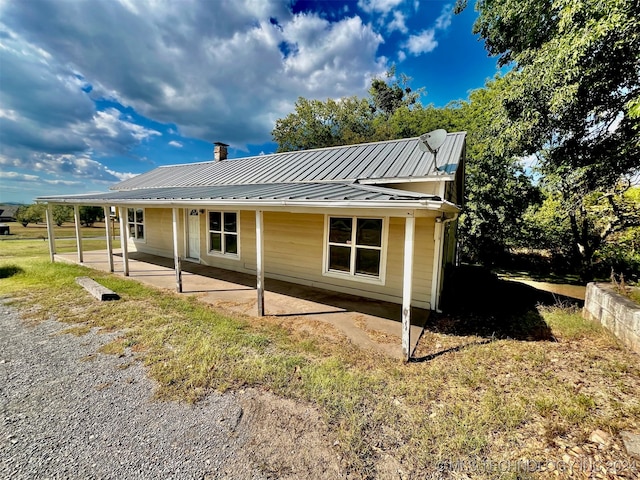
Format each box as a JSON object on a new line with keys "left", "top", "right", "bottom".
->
{"left": 457, "top": 0, "right": 640, "bottom": 276}
{"left": 272, "top": 96, "right": 375, "bottom": 152}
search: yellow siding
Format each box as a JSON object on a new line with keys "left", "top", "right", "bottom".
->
{"left": 128, "top": 207, "right": 177, "bottom": 256}
{"left": 134, "top": 207, "right": 437, "bottom": 308}
{"left": 387, "top": 182, "right": 442, "bottom": 196}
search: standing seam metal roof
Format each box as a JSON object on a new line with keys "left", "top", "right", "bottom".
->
{"left": 37, "top": 182, "right": 444, "bottom": 204}
{"left": 112, "top": 132, "right": 466, "bottom": 191}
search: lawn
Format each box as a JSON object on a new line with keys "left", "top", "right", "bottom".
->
{"left": 0, "top": 221, "right": 120, "bottom": 240}
{"left": 1, "top": 244, "right": 639, "bottom": 479}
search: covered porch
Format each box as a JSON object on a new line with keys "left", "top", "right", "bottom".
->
{"left": 55, "top": 249, "right": 428, "bottom": 359}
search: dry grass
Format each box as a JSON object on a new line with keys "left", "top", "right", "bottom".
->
{"left": 1, "top": 255, "right": 639, "bottom": 479}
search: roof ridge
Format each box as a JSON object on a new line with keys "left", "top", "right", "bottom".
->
{"left": 157, "top": 131, "right": 467, "bottom": 168}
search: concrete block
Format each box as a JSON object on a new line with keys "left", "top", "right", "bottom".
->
{"left": 75, "top": 276, "right": 120, "bottom": 301}
{"left": 583, "top": 283, "right": 640, "bottom": 354}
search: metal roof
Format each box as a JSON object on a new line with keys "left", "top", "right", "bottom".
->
{"left": 112, "top": 132, "right": 466, "bottom": 191}
{"left": 38, "top": 182, "right": 441, "bottom": 204}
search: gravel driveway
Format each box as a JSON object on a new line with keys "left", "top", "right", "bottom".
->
{"left": 0, "top": 301, "right": 263, "bottom": 480}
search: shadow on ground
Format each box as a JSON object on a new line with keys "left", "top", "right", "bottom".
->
{"left": 0, "top": 264, "right": 23, "bottom": 279}
{"left": 125, "top": 252, "right": 430, "bottom": 327}
{"left": 433, "top": 264, "right": 584, "bottom": 342}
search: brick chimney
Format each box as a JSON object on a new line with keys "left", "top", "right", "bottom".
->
{"left": 214, "top": 142, "right": 228, "bottom": 161}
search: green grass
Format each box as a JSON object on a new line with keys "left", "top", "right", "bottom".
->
{"left": 0, "top": 221, "right": 120, "bottom": 240}
{"left": 0, "top": 237, "right": 120, "bottom": 258}
{"left": 1, "top": 253, "right": 639, "bottom": 478}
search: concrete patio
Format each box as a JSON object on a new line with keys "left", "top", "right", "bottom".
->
{"left": 55, "top": 250, "right": 428, "bottom": 359}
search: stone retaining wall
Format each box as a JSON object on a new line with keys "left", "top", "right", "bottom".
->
{"left": 583, "top": 282, "right": 640, "bottom": 354}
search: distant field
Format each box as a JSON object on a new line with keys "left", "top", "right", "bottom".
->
{"left": 0, "top": 221, "right": 121, "bottom": 240}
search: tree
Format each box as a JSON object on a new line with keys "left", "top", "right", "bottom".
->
{"left": 272, "top": 96, "right": 374, "bottom": 152}
{"left": 456, "top": 0, "right": 640, "bottom": 277}
{"left": 455, "top": 80, "right": 541, "bottom": 264}
{"left": 79, "top": 206, "right": 104, "bottom": 227}
{"left": 368, "top": 66, "right": 422, "bottom": 118}
{"left": 15, "top": 204, "right": 45, "bottom": 227}
{"left": 52, "top": 205, "right": 73, "bottom": 227}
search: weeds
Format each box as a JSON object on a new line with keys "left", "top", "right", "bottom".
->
{"left": 1, "top": 253, "right": 639, "bottom": 479}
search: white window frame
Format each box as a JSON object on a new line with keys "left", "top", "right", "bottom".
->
{"left": 126, "top": 207, "right": 145, "bottom": 242}
{"left": 206, "top": 210, "right": 241, "bottom": 259}
{"left": 322, "top": 215, "right": 388, "bottom": 285}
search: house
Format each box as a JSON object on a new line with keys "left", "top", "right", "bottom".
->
{"left": 0, "top": 204, "right": 19, "bottom": 222}
{"left": 36, "top": 133, "right": 466, "bottom": 360}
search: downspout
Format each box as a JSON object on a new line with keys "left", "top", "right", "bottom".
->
{"left": 431, "top": 213, "right": 459, "bottom": 313}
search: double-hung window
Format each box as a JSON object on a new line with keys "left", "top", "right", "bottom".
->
{"left": 127, "top": 208, "right": 144, "bottom": 240}
{"left": 326, "top": 216, "right": 385, "bottom": 282}
{"left": 208, "top": 211, "right": 238, "bottom": 256}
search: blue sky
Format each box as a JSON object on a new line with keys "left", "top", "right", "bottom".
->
{"left": 0, "top": 0, "right": 499, "bottom": 204}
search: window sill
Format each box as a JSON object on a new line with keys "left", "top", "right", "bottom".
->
{"left": 207, "top": 251, "right": 241, "bottom": 261}
{"left": 322, "top": 269, "right": 385, "bottom": 286}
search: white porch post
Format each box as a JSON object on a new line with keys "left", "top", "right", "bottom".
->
{"left": 256, "top": 210, "right": 265, "bottom": 316}
{"left": 73, "top": 205, "right": 83, "bottom": 263}
{"left": 118, "top": 206, "right": 129, "bottom": 276}
{"left": 45, "top": 204, "right": 55, "bottom": 263}
{"left": 103, "top": 206, "right": 114, "bottom": 272}
{"left": 431, "top": 218, "right": 444, "bottom": 312}
{"left": 402, "top": 215, "right": 415, "bottom": 362}
{"left": 172, "top": 208, "right": 182, "bottom": 293}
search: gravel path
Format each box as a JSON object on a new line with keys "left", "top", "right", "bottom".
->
{"left": 0, "top": 301, "right": 262, "bottom": 480}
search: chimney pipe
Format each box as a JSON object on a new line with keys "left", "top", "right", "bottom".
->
{"left": 214, "top": 142, "right": 229, "bottom": 161}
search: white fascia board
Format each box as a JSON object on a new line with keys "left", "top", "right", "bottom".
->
{"left": 36, "top": 197, "right": 460, "bottom": 213}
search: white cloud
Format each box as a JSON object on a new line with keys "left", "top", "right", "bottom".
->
{"left": 406, "top": 29, "right": 437, "bottom": 55}
{"left": 387, "top": 10, "right": 408, "bottom": 34}
{"left": 435, "top": 4, "right": 453, "bottom": 30}
{"left": 168, "top": 140, "right": 183, "bottom": 148}
{"left": 0, "top": 171, "right": 39, "bottom": 182}
{"left": 358, "top": 0, "right": 404, "bottom": 15}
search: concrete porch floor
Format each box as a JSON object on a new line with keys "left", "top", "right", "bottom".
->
{"left": 56, "top": 250, "right": 428, "bottom": 359}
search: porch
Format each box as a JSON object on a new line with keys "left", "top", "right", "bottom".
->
{"left": 56, "top": 250, "right": 428, "bottom": 359}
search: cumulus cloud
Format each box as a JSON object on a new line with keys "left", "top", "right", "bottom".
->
{"left": 388, "top": 10, "right": 408, "bottom": 34}
{"left": 0, "top": 0, "right": 388, "bottom": 147}
{"left": 0, "top": 171, "right": 39, "bottom": 182}
{"left": 406, "top": 29, "right": 437, "bottom": 54}
{"left": 358, "top": 0, "right": 404, "bottom": 15}
{"left": 435, "top": 4, "right": 454, "bottom": 30}
{"left": 403, "top": 3, "right": 454, "bottom": 57}
{"left": 0, "top": 0, "right": 461, "bottom": 200}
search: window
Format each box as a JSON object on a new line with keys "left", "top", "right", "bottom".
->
{"left": 208, "top": 211, "right": 238, "bottom": 256}
{"left": 127, "top": 208, "right": 144, "bottom": 240}
{"left": 326, "top": 216, "right": 385, "bottom": 281}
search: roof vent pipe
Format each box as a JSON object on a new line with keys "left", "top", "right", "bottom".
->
{"left": 214, "top": 142, "right": 229, "bottom": 161}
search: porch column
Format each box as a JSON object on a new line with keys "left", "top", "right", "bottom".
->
{"left": 172, "top": 208, "right": 182, "bottom": 293}
{"left": 402, "top": 215, "right": 415, "bottom": 362}
{"left": 103, "top": 206, "right": 114, "bottom": 272}
{"left": 74, "top": 205, "right": 83, "bottom": 263}
{"left": 45, "top": 204, "right": 55, "bottom": 263}
{"left": 118, "top": 206, "right": 129, "bottom": 276}
{"left": 255, "top": 210, "right": 265, "bottom": 316}
{"left": 431, "top": 218, "right": 444, "bottom": 312}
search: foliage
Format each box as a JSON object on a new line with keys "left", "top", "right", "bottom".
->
{"left": 52, "top": 205, "right": 73, "bottom": 226}
{"left": 15, "top": 204, "right": 45, "bottom": 227}
{"left": 457, "top": 0, "right": 640, "bottom": 277}
{"left": 272, "top": 68, "right": 423, "bottom": 152}
{"left": 368, "top": 65, "right": 422, "bottom": 118}
{"left": 272, "top": 96, "right": 375, "bottom": 152}
{"left": 455, "top": 80, "right": 541, "bottom": 264}
{"left": 79, "top": 206, "right": 104, "bottom": 227}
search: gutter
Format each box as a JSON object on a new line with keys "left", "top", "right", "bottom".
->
{"left": 36, "top": 197, "right": 460, "bottom": 213}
